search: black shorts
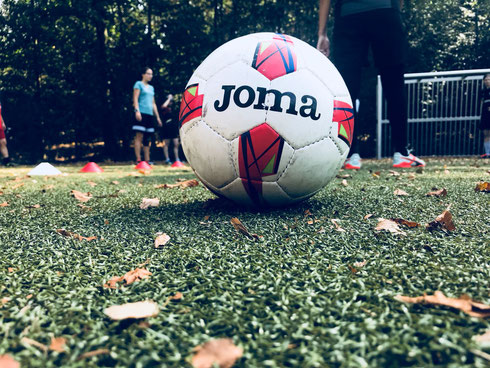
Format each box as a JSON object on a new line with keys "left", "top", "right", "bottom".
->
{"left": 132, "top": 113, "right": 155, "bottom": 133}
{"left": 160, "top": 121, "right": 180, "bottom": 139}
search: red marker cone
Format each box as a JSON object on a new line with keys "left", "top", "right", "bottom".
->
{"left": 171, "top": 160, "right": 184, "bottom": 168}
{"left": 80, "top": 162, "right": 104, "bottom": 173}
{"left": 135, "top": 161, "right": 152, "bottom": 170}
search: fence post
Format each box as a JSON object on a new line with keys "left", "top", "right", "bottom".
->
{"left": 376, "top": 75, "right": 383, "bottom": 159}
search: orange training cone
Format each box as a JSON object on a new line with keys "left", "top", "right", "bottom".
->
{"left": 80, "top": 162, "right": 104, "bottom": 173}
{"left": 171, "top": 161, "right": 184, "bottom": 168}
{"left": 135, "top": 161, "right": 152, "bottom": 170}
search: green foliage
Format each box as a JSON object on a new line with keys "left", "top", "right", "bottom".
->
{"left": 0, "top": 0, "right": 488, "bottom": 161}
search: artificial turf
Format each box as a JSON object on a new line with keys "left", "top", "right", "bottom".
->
{"left": 0, "top": 158, "right": 489, "bottom": 367}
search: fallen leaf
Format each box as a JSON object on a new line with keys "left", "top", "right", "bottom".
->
{"left": 0, "top": 355, "right": 20, "bottom": 368}
{"left": 230, "top": 218, "right": 256, "bottom": 239}
{"left": 391, "top": 218, "right": 420, "bottom": 228}
{"left": 394, "top": 189, "right": 409, "bottom": 196}
{"left": 407, "top": 173, "right": 416, "bottom": 180}
{"left": 331, "top": 219, "right": 345, "bottom": 232}
{"left": 375, "top": 218, "right": 406, "bottom": 236}
{"left": 303, "top": 209, "right": 312, "bottom": 217}
{"left": 444, "top": 169, "right": 450, "bottom": 175}
{"left": 155, "top": 233, "right": 171, "bottom": 248}
{"left": 475, "top": 330, "right": 490, "bottom": 344}
{"left": 49, "top": 337, "right": 67, "bottom": 352}
{"left": 475, "top": 182, "right": 490, "bottom": 193}
{"left": 348, "top": 264, "right": 358, "bottom": 274}
{"left": 77, "top": 349, "right": 110, "bottom": 361}
{"left": 0, "top": 202, "right": 8, "bottom": 207}
{"left": 103, "top": 276, "right": 124, "bottom": 289}
{"left": 341, "top": 179, "right": 348, "bottom": 187}
{"left": 56, "top": 229, "right": 97, "bottom": 241}
{"left": 123, "top": 268, "right": 152, "bottom": 285}
{"left": 26, "top": 204, "right": 41, "bottom": 209}
{"left": 77, "top": 204, "right": 92, "bottom": 211}
{"left": 12, "top": 183, "right": 24, "bottom": 189}
{"left": 87, "top": 181, "right": 97, "bottom": 187}
{"left": 389, "top": 170, "right": 401, "bottom": 177}
{"left": 170, "top": 292, "right": 183, "bottom": 300}
{"left": 396, "top": 291, "right": 490, "bottom": 318}
{"left": 8, "top": 267, "right": 14, "bottom": 273}
{"left": 139, "top": 169, "right": 151, "bottom": 175}
{"left": 140, "top": 197, "right": 159, "bottom": 209}
{"left": 111, "top": 181, "right": 120, "bottom": 185}
{"left": 21, "top": 337, "right": 48, "bottom": 352}
{"left": 71, "top": 190, "right": 92, "bottom": 202}
{"left": 104, "top": 219, "right": 109, "bottom": 225}
{"left": 426, "top": 188, "right": 448, "bottom": 197}
{"left": 426, "top": 210, "right": 455, "bottom": 232}
{"left": 353, "top": 260, "right": 367, "bottom": 268}
{"left": 104, "top": 300, "right": 159, "bottom": 320}
{"left": 191, "top": 338, "right": 243, "bottom": 368}
{"left": 363, "top": 214, "right": 373, "bottom": 220}
{"left": 2, "top": 297, "right": 10, "bottom": 305}
{"left": 155, "top": 179, "right": 199, "bottom": 189}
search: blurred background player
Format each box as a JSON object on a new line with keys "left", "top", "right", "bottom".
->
{"left": 160, "top": 94, "right": 182, "bottom": 165}
{"left": 480, "top": 73, "right": 490, "bottom": 158}
{"left": 317, "top": 0, "right": 425, "bottom": 169}
{"left": 133, "top": 67, "right": 162, "bottom": 165}
{"left": 0, "top": 101, "right": 13, "bottom": 166}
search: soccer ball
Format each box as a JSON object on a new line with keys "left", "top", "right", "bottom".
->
{"left": 179, "top": 33, "right": 353, "bottom": 207}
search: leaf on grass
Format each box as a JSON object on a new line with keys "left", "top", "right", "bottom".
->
{"left": 396, "top": 291, "right": 490, "bottom": 318}
{"left": 0, "top": 202, "right": 8, "bottom": 207}
{"left": 0, "top": 355, "right": 20, "bottom": 368}
{"left": 103, "top": 276, "right": 124, "bottom": 289}
{"left": 475, "top": 330, "right": 490, "bottom": 344}
{"left": 71, "top": 190, "right": 92, "bottom": 202}
{"left": 21, "top": 337, "right": 48, "bottom": 352}
{"left": 389, "top": 170, "right": 401, "bottom": 177}
{"left": 123, "top": 268, "right": 152, "bottom": 285}
{"left": 77, "top": 349, "right": 110, "bottom": 361}
{"left": 363, "top": 214, "right": 373, "bottom": 220}
{"left": 375, "top": 218, "right": 406, "bottom": 236}
{"left": 191, "top": 338, "right": 243, "bottom": 368}
{"left": 26, "top": 204, "right": 41, "bottom": 209}
{"left": 111, "top": 181, "right": 120, "bottom": 185}
{"left": 426, "top": 210, "right": 455, "bottom": 232}
{"left": 140, "top": 197, "right": 159, "bottom": 209}
{"left": 104, "top": 300, "right": 159, "bottom": 320}
{"left": 394, "top": 189, "right": 409, "bottom": 196}
{"left": 170, "top": 292, "right": 183, "bottom": 301}
{"left": 155, "top": 233, "right": 171, "bottom": 248}
{"left": 49, "top": 337, "right": 67, "bottom": 352}
{"left": 331, "top": 219, "right": 345, "bottom": 232}
{"left": 341, "top": 179, "right": 348, "bottom": 187}
{"left": 426, "top": 188, "right": 447, "bottom": 197}
{"left": 231, "top": 217, "right": 252, "bottom": 238}
{"left": 353, "top": 260, "right": 367, "bottom": 268}
{"left": 156, "top": 179, "right": 200, "bottom": 189}
{"left": 87, "top": 181, "right": 97, "bottom": 187}
{"left": 2, "top": 297, "right": 10, "bottom": 305}
{"left": 391, "top": 218, "right": 420, "bottom": 228}
{"left": 475, "top": 182, "right": 490, "bottom": 193}
{"left": 56, "top": 229, "right": 97, "bottom": 241}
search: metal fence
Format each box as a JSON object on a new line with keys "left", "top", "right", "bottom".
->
{"left": 376, "top": 68, "right": 490, "bottom": 158}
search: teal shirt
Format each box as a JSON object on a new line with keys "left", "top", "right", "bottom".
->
{"left": 134, "top": 81, "right": 154, "bottom": 115}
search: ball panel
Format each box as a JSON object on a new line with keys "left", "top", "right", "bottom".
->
{"left": 180, "top": 120, "right": 237, "bottom": 189}
{"left": 277, "top": 137, "right": 342, "bottom": 198}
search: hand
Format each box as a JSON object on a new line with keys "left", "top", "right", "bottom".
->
{"left": 1, "top": 121, "right": 6, "bottom": 130}
{"left": 317, "top": 34, "right": 330, "bottom": 58}
{"left": 135, "top": 111, "right": 142, "bottom": 122}
{"left": 157, "top": 118, "right": 163, "bottom": 127}
{"left": 167, "top": 94, "right": 173, "bottom": 100}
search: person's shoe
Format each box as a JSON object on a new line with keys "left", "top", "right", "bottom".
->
{"left": 343, "top": 153, "right": 361, "bottom": 169}
{"left": 5, "top": 161, "right": 17, "bottom": 167}
{"left": 148, "top": 161, "right": 154, "bottom": 166}
{"left": 393, "top": 152, "right": 425, "bottom": 168}
{"left": 164, "top": 159, "right": 172, "bottom": 165}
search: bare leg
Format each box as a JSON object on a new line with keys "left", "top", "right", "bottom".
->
{"left": 0, "top": 139, "right": 9, "bottom": 159}
{"left": 134, "top": 132, "right": 143, "bottom": 161}
{"left": 163, "top": 139, "right": 170, "bottom": 161}
{"left": 484, "top": 129, "right": 490, "bottom": 155}
{"left": 143, "top": 145, "right": 150, "bottom": 162}
{"left": 173, "top": 138, "right": 180, "bottom": 161}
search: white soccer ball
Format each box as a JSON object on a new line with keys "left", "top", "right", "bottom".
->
{"left": 178, "top": 32, "right": 353, "bottom": 207}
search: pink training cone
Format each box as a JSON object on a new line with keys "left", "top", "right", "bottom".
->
{"left": 171, "top": 161, "right": 184, "bottom": 168}
{"left": 80, "top": 162, "right": 104, "bottom": 173}
{"left": 135, "top": 161, "right": 152, "bottom": 170}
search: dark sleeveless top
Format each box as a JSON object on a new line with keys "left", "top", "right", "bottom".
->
{"left": 339, "top": 0, "right": 400, "bottom": 17}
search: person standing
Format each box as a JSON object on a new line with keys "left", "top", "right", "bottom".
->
{"left": 480, "top": 73, "right": 490, "bottom": 159}
{"left": 160, "top": 94, "right": 182, "bottom": 165}
{"left": 317, "top": 0, "right": 425, "bottom": 169}
{"left": 0, "top": 101, "right": 13, "bottom": 166}
{"left": 133, "top": 67, "right": 162, "bottom": 164}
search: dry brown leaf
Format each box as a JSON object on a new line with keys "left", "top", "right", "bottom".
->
{"left": 475, "top": 330, "right": 490, "bottom": 344}
{"left": 49, "top": 337, "right": 67, "bottom": 352}
{"left": 111, "top": 181, "right": 120, "bottom": 185}
{"left": 331, "top": 219, "right": 345, "bottom": 232}
{"left": 341, "top": 179, "right": 348, "bottom": 187}
{"left": 0, "top": 355, "right": 20, "bottom": 368}
{"left": 71, "top": 190, "right": 92, "bottom": 202}
{"left": 191, "top": 338, "right": 243, "bottom": 368}
{"left": 375, "top": 218, "right": 406, "bottom": 236}
{"left": 140, "top": 197, "right": 160, "bottom": 209}
{"left": 0, "top": 202, "right": 9, "bottom": 207}
{"left": 394, "top": 189, "right": 409, "bottom": 196}
{"left": 77, "top": 349, "right": 110, "bottom": 361}
{"left": 363, "top": 214, "right": 373, "bottom": 220}
{"left": 391, "top": 218, "right": 420, "bottom": 228}
{"left": 103, "top": 276, "right": 124, "bottom": 289}
{"left": 104, "top": 219, "right": 109, "bottom": 225}
{"left": 155, "top": 179, "right": 199, "bottom": 189}
{"left": 21, "top": 337, "right": 48, "bottom": 352}
{"left": 26, "top": 204, "right": 41, "bottom": 209}
{"left": 87, "top": 181, "right": 97, "bottom": 187}
{"left": 303, "top": 209, "right": 312, "bottom": 217}
{"left": 123, "top": 268, "right": 152, "bottom": 285}
{"left": 12, "top": 183, "right": 24, "bottom": 190}
{"left": 155, "top": 233, "right": 171, "bottom": 248}
{"left": 8, "top": 267, "right": 14, "bottom": 273}
{"left": 170, "top": 292, "right": 183, "bottom": 301}
{"left": 389, "top": 170, "right": 401, "bottom": 177}
{"left": 2, "top": 297, "right": 10, "bottom": 305}
{"left": 104, "top": 300, "right": 159, "bottom": 320}
{"left": 396, "top": 291, "right": 490, "bottom": 318}
{"left": 56, "top": 229, "right": 97, "bottom": 241}
{"left": 475, "top": 182, "right": 490, "bottom": 193}
{"left": 407, "top": 173, "right": 416, "bottom": 180}
{"left": 444, "top": 169, "right": 450, "bottom": 175}
{"left": 426, "top": 210, "right": 455, "bottom": 232}
{"left": 353, "top": 260, "right": 367, "bottom": 268}
{"left": 230, "top": 217, "right": 254, "bottom": 239}
{"left": 426, "top": 188, "right": 448, "bottom": 197}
